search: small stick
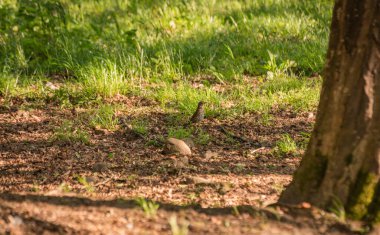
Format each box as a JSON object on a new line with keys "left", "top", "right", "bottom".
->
{"left": 94, "top": 178, "right": 112, "bottom": 187}
{"left": 251, "top": 147, "right": 266, "bottom": 153}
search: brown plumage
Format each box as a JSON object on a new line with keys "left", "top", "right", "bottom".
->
{"left": 190, "top": 101, "right": 205, "bottom": 123}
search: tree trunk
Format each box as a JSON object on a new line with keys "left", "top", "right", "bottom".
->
{"left": 279, "top": 0, "right": 380, "bottom": 223}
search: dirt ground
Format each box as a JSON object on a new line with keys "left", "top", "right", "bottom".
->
{"left": 0, "top": 100, "right": 362, "bottom": 234}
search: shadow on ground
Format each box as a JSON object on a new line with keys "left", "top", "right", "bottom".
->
{"left": 0, "top": 192, "right": 356, "bottom": 234}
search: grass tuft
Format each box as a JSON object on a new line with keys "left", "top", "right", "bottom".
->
{"left": 135, "top": 198, "right": 160, "bottom": 218}
{"left": 89, "top": 105, "right": 119, "bottom": 130}
{"left": 273, "top": 134, "right": 298, "bottom": 156}
{"left": 51, "top": 120, "right": 90, "bottom": 144}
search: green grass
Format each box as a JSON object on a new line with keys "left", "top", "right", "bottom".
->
{"left": 167, "top": 126, "right": 210, "bottom": 145}
{"left": 273, "top": 134, "right": 298, "bottom": 156}
{"left": 0, "top": 0, "right": 332, "bottom": 117}
{"left": 89, "top": 104, "right": 119, "bottom": 130}
{"left": 0, "top": 75, "right": 17, "bottom": 99}
{"left": 329, "top": 197, "right": 346, "bottom": 222}
{"left": 51, "top": 120, "right": 90, "bottom": 144}
{"left": 168, "top": 127, "right": 193, "bottom": 139}
{"left": 194, "top": 129, "right": 211, "bottom": 145}
{"left": 135, "top": 197, "right": 160, "bottom": 218}
{"left": 131, "top": 119, "right": 149, "bottom": 136}
{"left": 258, "top": 113, "right": 274, "bottom": 126}
{"left": 76, "top": 175, "right": 95, "bottom": 193}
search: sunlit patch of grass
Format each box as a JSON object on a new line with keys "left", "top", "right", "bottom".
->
{"left": 233, "top": 75, "right": 321, "bottom": 114}
{"left": 273, "top": 134, "right": 298, "bottom": 156}
{"left": 0, "top": 75, "right": 19, "bottom": 99}
{"left": 76, "top": 175, "right": 95, "bottom": 193}
{"left": 79, "top": 61, "right": 131, "bottom": 98}
{"left": 194, "top": 129, "right": 211, "bottom": 145}
{"left": 154, "top": 82, "right": 223, "bottom": 116}
{"left": 168, "top": 127, "right": 193, "bottom": 139}
{"left": 51, "top": 120, "right": 90, "bottom": 144}
{"left": 153, "top": 77, "right": 323, "bottom": 118}
{"left": 135, "top": 198, "right": 159, "bottom": 218}
{"left": 0, "top": 75, "right": 48, "bottom": 102}
{"left": 258, "top": 113, "right": 274, "bottom": 126}
{"left": 280, "top": 81, "right": 321, "bottom": 111}
{"left": 51, "top": 84, "right": 100, "bottom": 108}
{"left": 166, "top": 126, "right": 210, "bottom": 145}
{"left": 89, "top": 104, "right": 119, "bottom": 131}
{"left": 0, "top": 0, "right": 331, "bottom": 118}
{"left": 59, "top": 182, "right": 72, "bottom": 193}
{"left": 131, "top": 119, "right": 149, "bottom": 136}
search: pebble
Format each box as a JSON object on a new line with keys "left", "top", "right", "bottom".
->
{"left": 163, "top": 138, "right": 192, "bottom": 155}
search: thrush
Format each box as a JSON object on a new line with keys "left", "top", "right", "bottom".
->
{"left": 190, "top": 101, "right": 205, "bottom": 123}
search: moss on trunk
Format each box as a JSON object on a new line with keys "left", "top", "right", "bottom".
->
{"left": 365, "top": 181, "right": 380, "bottom": 223}
{"left": 347, "top": 172, "right": 378, "bottom": 220}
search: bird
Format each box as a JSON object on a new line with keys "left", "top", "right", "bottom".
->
{"left": 190, "top": 101, "right": 205, "bottom": 123}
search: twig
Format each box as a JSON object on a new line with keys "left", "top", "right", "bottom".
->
{"left": 251, "top": 147, "right": 266, "bottom": 153}
{"left": 94, "top": 178, "right": 112, "bottom": 187}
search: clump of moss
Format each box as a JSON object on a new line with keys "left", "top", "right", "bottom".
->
{"left": 347, "top": 171, "right": 378, "bottom": 220}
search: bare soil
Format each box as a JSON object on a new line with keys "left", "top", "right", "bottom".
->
{"left": 0, "top": 100, "right": 360, "bottom": 234}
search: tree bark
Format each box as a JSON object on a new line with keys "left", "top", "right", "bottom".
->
{"left": 279, "top": 0, "right": 380, "bottom": 223}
